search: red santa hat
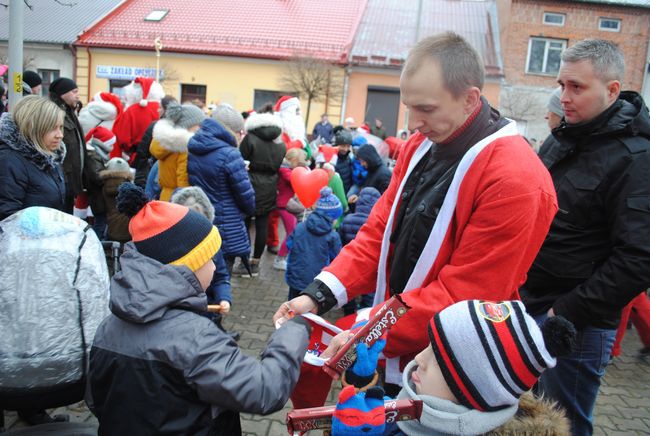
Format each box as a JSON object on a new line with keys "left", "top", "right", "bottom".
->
{"left": 134, "top": 77, "right": 164, "bottom": 107}
{"left": 274, "top": 95, "right": 300, "bottom": 113}
{"left": 84, "top": 126, "right": 116, "bottom": 147}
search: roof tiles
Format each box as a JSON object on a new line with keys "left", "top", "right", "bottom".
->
{"left": 77, "top": 0, "right": 368, "bottom": 62}
{"left": 350, "top": 0, "right": 503, "bottom": 76}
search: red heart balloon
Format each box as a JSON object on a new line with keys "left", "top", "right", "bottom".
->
{"left": 290, "top": 167, "right": 329, "bottom": 208}
{"left": 319, "top": 145, "right": 338, "bottom": 162}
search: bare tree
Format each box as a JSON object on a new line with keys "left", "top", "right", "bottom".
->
{"left": 499, "top": 87, "right": 545, "bottom": 121}
{"left": 278, "top": 56, "right": 343, "bottom": 127}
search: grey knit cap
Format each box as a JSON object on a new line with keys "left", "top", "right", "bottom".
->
{"left": 212, "top": 103, "right": 244, "bottom": 133}
{"left": 165, "top": 103, "right": 206, "bottom": 129}
{"left": 547, "top": 87, "right": 563, "bottom": 117}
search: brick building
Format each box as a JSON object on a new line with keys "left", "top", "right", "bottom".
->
{"left": 497, "top": 0, "right": 650, "bottom": 144}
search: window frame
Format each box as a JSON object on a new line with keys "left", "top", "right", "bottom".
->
{"left": 37, "top": 69, "right": 60, "bottom": 97}
{"left": 599, "top": 17, "right": 621, "bottom": 32}
{"left": 525, "top": 37, "right": 567, "bottom": 76}
{"left": 543, "top": 12, "right": 566, "bottom": 26}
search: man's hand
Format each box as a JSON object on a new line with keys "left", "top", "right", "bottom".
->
{"left": 220, "top": 301, "right": 231, "bottom": 314}
{"left": 347, "top": 194, "right": 359, "bottom": 204}
{"left": 273, "top": 295, "right": 317, "bottom": 326}
{"left": 320, "top": 330, "right": 354, "bottom": 359}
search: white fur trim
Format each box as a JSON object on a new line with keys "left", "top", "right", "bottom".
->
{"left": 373, "top": 121, "right": 521, "bottom": 307}
{"left": 139, "top": 99, "right": 148, "bottom": 107}
{"left": 153, "top": 119, "right": 193, "bottom": 152}
{"left": 315, "top": 270, "right": 348, "bottom": 307}
{"left": 88, "top": 99, "right": 118, "bottom": 121}
{"left": 147, "top": 81, "right": 165, "bottom": 102}
{"left": 244, "top": 112, "right": 283, "bottom": 133}
{"left": 278, "top": 96, "right": 300, "bottom": 112}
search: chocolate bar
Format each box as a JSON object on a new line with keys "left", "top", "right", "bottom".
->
{"left": 286, "top": 398, "right": 422, "bottom": 435}
{"left": 323, "top": 295, "right": 409, "bottom": 379}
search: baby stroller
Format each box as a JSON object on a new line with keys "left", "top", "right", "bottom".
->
{"left": 0, "top": 207, "right": 110, "bottom": 433}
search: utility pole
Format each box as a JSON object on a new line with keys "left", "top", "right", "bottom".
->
{"left": 8, "top": 0, "right": 24, "bottom": 110}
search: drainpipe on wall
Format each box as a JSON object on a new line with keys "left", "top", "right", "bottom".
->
{"left": 340, "top": 65, "right": 350, "bottom": 125}
{"left": 86, "top": 46, "right": 92, "bottom": 102}
{"left": 641, "top": 38, "right": 650, "bottom": 102}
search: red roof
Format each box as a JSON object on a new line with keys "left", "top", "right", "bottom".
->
{"left": 76, "top": 0, "right": 368, "bottom": 63}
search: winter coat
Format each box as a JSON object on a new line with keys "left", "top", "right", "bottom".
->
{"left": 286, "top": 209, "right": 342, "bottom": 291}
{"left": 335, "top": 151, "right": 354, "bottom": 194}
{"left": 0, "top": 113, "right": 66, "bottom": 220}
{"left": 99, "top": 167, "right": 133, "bottom": 243}
{"left": 149, "top": 119, "right": 192, "bottom": 201}
{"left": 87, "top": 244, "right": 310, "bottom": 435}
{"left": 340, "top": 187, "right": 381, "bottom": 245}
{"left": 84, "top": 146, "right": 107, "bottom": 216}
{"left": 277, "top": 163, "right": 294, "bottom": 208}
{"left": 239, "top": 113, "right": 285, "bottom": 216}
{"left": 312, "top": 121, "right": 334, "bottom": 143}
{"left": 384, "top": 361, "right": 570, "bottom": 435}
{"left": 53, "top": 98, "right": 86, "bottom": 198}
{"left": 318, "top": 126, "right": 557, "bottom": 362}
{"left": 133, "top": 120, "right": 156, "bottom": 187}
{"left": 188, "top": 118, "right": 255, "bottom": 257}
{"left": 522, "top": 91, "right": 650, "bottom": 330}
{"left": 111, "top": 102, "right": 160, "bottom": 165}
{"left": 355, "top": 143, "right": 392, "bottom": 194}
{"left": 207, "top": 250, "right": 232, "bottom": 305}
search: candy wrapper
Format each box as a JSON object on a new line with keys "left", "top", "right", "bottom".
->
{"left": 286, "top": 398, "right": 422, "bottom": 435}
{"left": 323, "top": 295, "right": 409, "bottom": 379}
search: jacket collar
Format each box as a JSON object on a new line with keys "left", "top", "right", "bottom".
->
{"left": 0, "top": 113, "right": 65, "bottom": 170}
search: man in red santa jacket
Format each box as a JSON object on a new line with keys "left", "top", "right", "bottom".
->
{"left": 111, "top": 76, "right": 163, "bottom": 165}
{"left": 274, "top": 32, "right": 558, "bottom": 394}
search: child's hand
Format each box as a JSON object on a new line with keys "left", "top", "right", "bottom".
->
{"left": 219, "top": 301, "right": 231, "bottom": 314}
{"left": 321, "top": 330, "right": 354, "bottom": 359}
{"left": 347, "top": 194, "right": 359, "bottom": 204}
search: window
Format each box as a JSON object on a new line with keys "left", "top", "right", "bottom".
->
{"left": 38, "top": 69, "right": 59, "bottom": 97}
{"left": 526, "top": 37, "right": 567, "bottom": 76}
{"left": 599, "top": 18, "right": 621, "bottom": 32}
{"left": 253, "top": 89, "right": 296, "bottom": 112}
{"left": 543, "top": 12, "right": 565, "bottom": 26}
{"left": 181, "top": 84, "right": 206, "bottom": 106}
{"left": 109, "top": 79, "right": 131, "bottom": 102}
{"left": 145, "top": 9, "right": 168, "bottom": 22}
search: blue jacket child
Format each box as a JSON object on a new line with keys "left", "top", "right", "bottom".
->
{"left": 286, "top": 187, "right": 342, "bottom": 300}
{"left": 340, "top": 187, "right": 381, "bottom": 246}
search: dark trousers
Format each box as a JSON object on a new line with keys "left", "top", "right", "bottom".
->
{"left": 246, "top": 214, "right": 270, "bottom": 259}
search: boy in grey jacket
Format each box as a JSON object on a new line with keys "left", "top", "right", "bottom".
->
{"left": 87, "top": 183, "right": 311, "bottom": 435}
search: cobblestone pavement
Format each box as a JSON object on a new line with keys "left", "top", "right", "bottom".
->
{"left": 3, "top": 250, "right": 649, "bottom": 434}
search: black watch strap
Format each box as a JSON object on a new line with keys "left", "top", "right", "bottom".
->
{"left": 300, "top": 279, "right": 338, "bottom": 315}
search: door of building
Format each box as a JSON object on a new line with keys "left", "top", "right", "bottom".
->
{"left": 365, "top": 86, "right": 400, "bottom": 137}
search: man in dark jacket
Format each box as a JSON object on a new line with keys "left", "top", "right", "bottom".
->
{"left": 354, "top": 143, "right": 391, "bottom": 194}
{"left": 334, "top": 129, "right": 354, "bottom": 194}
{"left": 312, "top": 113, "right": 334, "bottom": 143}
{"left": 520, "top": 39, "right": 650, "bottom": 436}
{"left": 49, "top": 77, "right": 85, "bottom": 213}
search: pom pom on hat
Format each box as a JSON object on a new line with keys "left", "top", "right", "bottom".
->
{"left": 541, "top": 315, "right": 577, "bottom": 357}
{"left": 315, "top": 187, "right": 342, "bottom": 221}
{"left": 116, "top": 183, "right": 222, "bottom": 272}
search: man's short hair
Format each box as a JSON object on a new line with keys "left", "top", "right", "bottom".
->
{"left": 403, "top": 31, "right": 484, "bottom": 97}
{"left": 561, "top": 39, "right": 625, "bottom": 83}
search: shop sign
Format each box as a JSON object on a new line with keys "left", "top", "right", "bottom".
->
{"left": 96, "top": 65, "right": 164, "bottom": 80}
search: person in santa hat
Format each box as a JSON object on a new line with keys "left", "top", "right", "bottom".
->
{"left": 78, "top": 92, "right": 123, "bottom": 134}
{"left": 111, "top": 76, "right": 164, "bottom": 166}
{"left": 274, "top": 32, "right": 558, "bottom": 399}
{"left": 274, "top": 95, "right": 309, "bottom": 157}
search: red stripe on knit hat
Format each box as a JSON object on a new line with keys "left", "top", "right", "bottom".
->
{"left": 430, "top": 319, "right": 483, "bottom": 411}
{"left": 129, "top": 201, "right": 188, "bottom": 242}
{"left": 491, "top": 315, "right": 538, "bottom": 389}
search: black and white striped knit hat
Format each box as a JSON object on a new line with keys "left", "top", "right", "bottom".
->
{"left": 428, "top": 300, "right": 576, "bottom": 412}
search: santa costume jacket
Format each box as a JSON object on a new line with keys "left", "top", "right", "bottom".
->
{"left": 312, "top": 113, "right": 558, "bottom": 373}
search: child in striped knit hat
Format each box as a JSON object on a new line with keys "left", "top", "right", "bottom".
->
{"left": 332, "top": 300, "right": 576, "bottom": 435}
{"left": 87, "top": 183, "right": 312, "bottom": 434}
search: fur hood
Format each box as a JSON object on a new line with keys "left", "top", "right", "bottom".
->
{"left": 0, "top": 112, "right": 65, "bottom": 171}
{"left": 244, "top": 112, "right": 283, "bottom": 141}
{"left": 152, "top": 118, "right": 194, "bottom": 153}
{"left": 486, "top": 392, "right": 570, "bottom": 436}
{"left": 99, "top": 168, "right": 134, "bottom": 182}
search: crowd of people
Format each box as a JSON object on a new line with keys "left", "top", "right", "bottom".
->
{"left": 0, "top": 31, "right": 649, "bottom": 436}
